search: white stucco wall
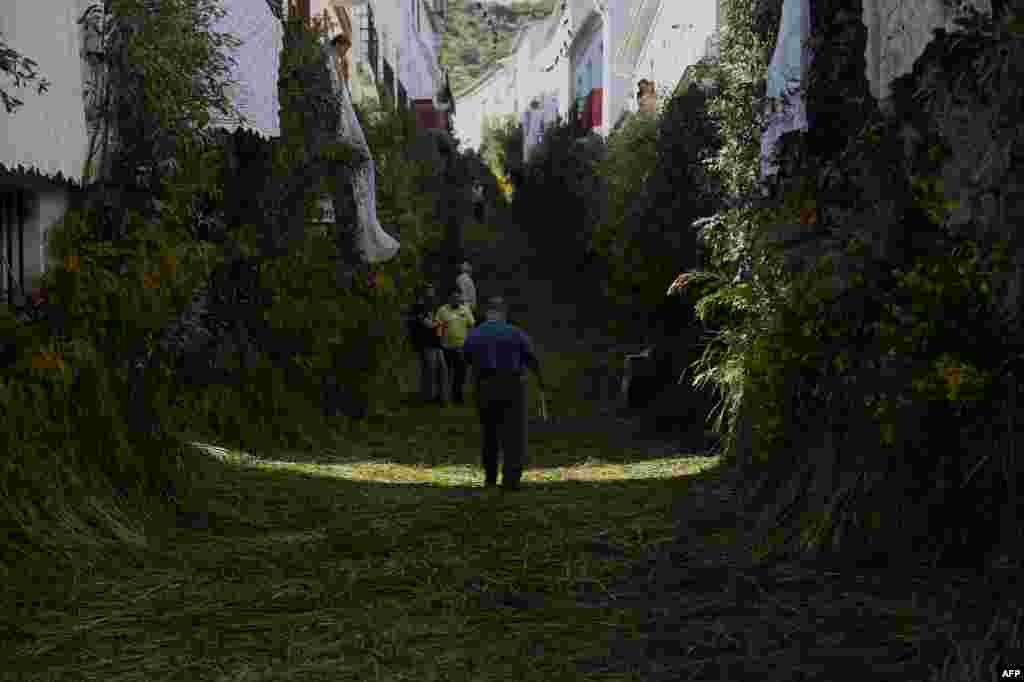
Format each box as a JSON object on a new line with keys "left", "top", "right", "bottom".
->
{"left": 454, "top": 64, "right": 517, "bottom": 152}
{"left": 0, "top": 1, "right": 91, "bottom": 185}
{"left": 632, "top": 1, "right": 719, "bottom": 113}
{"left": 526, "top": 14, "right": 572, "bottom": 123}
{"left": 862, "top": 0, "right": 991, "bottom": 103}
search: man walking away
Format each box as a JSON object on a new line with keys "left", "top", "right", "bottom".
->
{"left": 435, "top": 290, "right": 475, "bottom": 404}
{"left": 456, "top": 261, "right": 477, "bottom": 320}
{"left": 462, "top": 296, "right": 546, "bottom": 491}
{"left": 408, "top": 284, "right": 449, "bottom": 404}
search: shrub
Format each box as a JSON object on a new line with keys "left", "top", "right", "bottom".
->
{"left": 514, "top": 121, "right": 606, "bottom": 271}
{"left": 591, "top": 81, "right": 724, "bottom": 334}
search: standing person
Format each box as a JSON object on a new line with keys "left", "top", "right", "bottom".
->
{"left": 456, "top": 261, "right": 477, "bottom": 319}
{"left": 462, "top": 296, "right": 546, "bottom": 491}
{"left": 435, "top": 290, "right": 475, "bottom": 404}
{"left": 472, "top": 182, "right": 486, "bottom": 223}
{"left": 407, "top": 284, "right": 449, "bottom": 405}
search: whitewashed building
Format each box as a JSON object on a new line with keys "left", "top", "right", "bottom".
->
{"left": 452, "top": 25, "right": 532, "bottom": 153}
{"left": 455, "top": 0, "right": 723, "bottom": 160}
{"left": 617, "top": 0, "right": 721, "bottom": 116}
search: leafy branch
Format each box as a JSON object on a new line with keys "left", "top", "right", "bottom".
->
{"left": 0, "top": 34, "right": 51, "bottom": 115}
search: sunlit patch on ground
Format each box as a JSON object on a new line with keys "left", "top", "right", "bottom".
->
{"left": 190, "top": 441, "right": 719, "bottom": 486}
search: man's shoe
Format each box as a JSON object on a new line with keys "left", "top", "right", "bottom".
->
{"left": 500, "top": 483, "right": 521, "bottom": 492}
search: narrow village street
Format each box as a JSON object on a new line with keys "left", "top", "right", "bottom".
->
{"left": 3, "top": 212, "right": 1019, "bottom": 682}
{"left": 3, "top": 1, "right": 1023, "bottom": 680}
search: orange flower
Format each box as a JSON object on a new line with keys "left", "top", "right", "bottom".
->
{"left": 30, "top": 350, "right": 65, "bottom": 371}
{"left": 63, "top": 255, "right": 80, "bottom": 273}
{"left": 142, "top": 270, "right": 161, "bottom": 290}
{"left": 159, "top": 253, "right": 178, "bottom": 275}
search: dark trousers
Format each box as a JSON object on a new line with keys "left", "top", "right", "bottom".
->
{"left": 475, "top": 372, "right": 528, "bottom": 487}
{"left": 418, "top": 347, "right": 449, "bottom": 402}
{"left": 442, "top": 346, "right": 468, "bottom": 402}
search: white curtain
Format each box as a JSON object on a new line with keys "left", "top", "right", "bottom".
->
{"left": 759, "top": 0, "right": 811, "bottom": 179}
{"left": 0, "top": 1, "right": 90, "bottom": 184}
{"left": 326, "top": 44, "right": 400, "bottom": 265}
{"left": 543, "top": 94, "right": 559, "bottom": 129}
{"left": 209, "top": 0, "right": 283, "bottom": 139}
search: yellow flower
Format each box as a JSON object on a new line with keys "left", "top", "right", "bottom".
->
{"left": 63, "top": 255, "right": 80, "bottom": 273}
{"left": 142, "top": 270, "right": 161, "bottom": 290}
{"left": 374, "top": 271, "right": 394, "bottom": 293}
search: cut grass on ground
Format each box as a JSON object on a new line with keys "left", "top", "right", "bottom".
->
{"left": 2, "top": 392, "right": 721, "bottom": 682}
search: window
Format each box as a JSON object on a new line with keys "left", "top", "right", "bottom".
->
{"left": 0, "top": 188, "right": 28, "bottom": 306}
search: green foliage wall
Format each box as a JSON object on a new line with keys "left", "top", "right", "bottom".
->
{"left": 683, "top": 1, "right": 1024, "bottom": 567}
{"left": 590, "top": 83, "right": 724, "bottom": 333}
{"left": 0, "top": 4, "right": 452, "bottom": 563}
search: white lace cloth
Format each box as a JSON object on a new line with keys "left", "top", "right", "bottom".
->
{"left": 209, "top": 0, "right": 283, "bottom": 139}
{"left": 326, "top": 44, "right": 400, "bottom": 264}
{"left": 759, "top": 0, "right": 811, "bottom": 179}
{"left": 0, "top": 1, "right": 90, "bottom": 184}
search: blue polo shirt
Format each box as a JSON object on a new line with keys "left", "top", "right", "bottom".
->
{"left": 463, "top": 320, "right": 537, "bottom": 373}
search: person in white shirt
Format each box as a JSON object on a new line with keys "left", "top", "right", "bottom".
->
{"left": 456, "top": 261, "right": 477, "bottom": 318}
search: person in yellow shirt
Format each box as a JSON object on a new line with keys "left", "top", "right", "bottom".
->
{"left": 435, "top": 289, "right": 476, "bottom": 404}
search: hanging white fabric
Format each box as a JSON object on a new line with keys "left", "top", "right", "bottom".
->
{"left": 209, "top": 0, "right": 282, "bottom": 139}
{"left": 759, "top": 0, "right": 811, "bottom": 179}
{"left": 0, "top": 1, "right": 90, "bottom": 184}
{"left": 542, "top": 94, "right": 559, "bottom": 130}
{"left": 522, "top": 100, "right": 546, "bottom": 162}
{"left": 325, "top": 43, "right": 400, "bottom": 265}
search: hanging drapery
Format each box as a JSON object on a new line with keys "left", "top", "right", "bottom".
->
{"left": 759, "top": 0, "right": 811, "bottom": 179}
{"left": 209, "top": 0, "right": 283, "bottom": 139}
{"left": 0, "top": 1, "right": 90, "bottom": 185}
{"left": 321, "top": 4, "right": 399, "bottom": 265}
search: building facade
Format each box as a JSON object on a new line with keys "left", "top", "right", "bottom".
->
{"left": 307, "top": 0, "right": 448, "bottom": 126}
{"left": 454, "top": 0, "right": 723, "bottom": 161}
